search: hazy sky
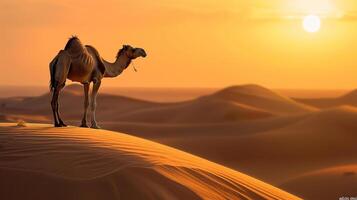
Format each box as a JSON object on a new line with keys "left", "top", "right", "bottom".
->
{"left": 1, "top": 0, "right": 357, "bottom": 89}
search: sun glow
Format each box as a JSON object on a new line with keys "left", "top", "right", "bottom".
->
{"left": 303, "top": 15, "right": 321, "bottom": 33}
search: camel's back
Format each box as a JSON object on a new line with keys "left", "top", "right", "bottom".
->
{"left": 64, "top": 37, "right": 95, "bottom": 83}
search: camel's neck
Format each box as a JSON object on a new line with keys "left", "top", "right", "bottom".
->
{"left": 103, "top": 55, "right": 132, "bottom": 78}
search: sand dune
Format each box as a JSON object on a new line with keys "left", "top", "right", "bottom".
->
{"left": 0, "top": 84, "right": 315, "bottom": 124}
{"left": 1, "top": 84, "right": 356, "bottom": 199}
{"left": 0, "top": 84, "right": 280, "bottom": 123}
{"left": 295, "top": 89, "right": 357, "bottom": 108}
{"left": 105, "top": 107, "right": 357, "bottom": 190}
{"left": 0, "top": 84, "right": 161, "bottom": 121}
{"left": 210, "top": 85, "right": 317, "bottom": 115}
{"left": 0, "top": 123, "right": 299, "bottom": 200}
{"left": 281, "top": 165, "right": 357, "bottom": 200}
{"left": 115, "top": 97, "right": 273, "bottom": 123}
{"left": 276, "top": 89, "right": 348, "bottom": 99}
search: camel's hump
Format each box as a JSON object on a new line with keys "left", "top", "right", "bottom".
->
{"left": 64, "top": 36, "right": 94, "bottom": 69}
{"left": 64, "top": 36, "right": 87, "bottom": 57}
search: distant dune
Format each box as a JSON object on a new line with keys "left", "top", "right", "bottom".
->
{"left": 0, "top": 85, "right": 349, "bottom": 100}
{"left": 0, "top": 84, "right": 315, "bottom": 124}
{"left": 211, "top": 85, "right": 317, "bottom": 115}
{"left": 0, "top": 86, "right": 47, "bottom": 98}
{"left": 276, "top": 89, "right": 348, "bottom": 99}
{"left": 295, "top": 89, "right": 357, "bottom": 108}
{"left": 281, "top": 165, "right": 357, "bottom": 200}
{"left": 0, "top": 84, "right": 161, "bottom": 122}
{"left": 115, "top": 96, "right": 273, "bottom": 123}
{"left": 0, "top": 123, "right": 300, "bottom": 200}
{"left": 0, "top": 85, "right": 218, "bottom": 102}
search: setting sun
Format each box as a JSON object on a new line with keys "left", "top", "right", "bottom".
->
{"left": 303, "top": 15, "right": 321, "bottom": 33}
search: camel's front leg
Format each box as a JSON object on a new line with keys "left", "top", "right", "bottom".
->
{"left": 56, "top": 85, "right": 67, "bottom": 127}
{"left": 90, "top": 80, "right": 101, "bottom": 129}
{"left": 80, "top": 83, "right": 90, "bottom": 127}
{"left": 51, "top": 87, "right": 60, "bottom": 127}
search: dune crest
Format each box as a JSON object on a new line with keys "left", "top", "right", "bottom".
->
{"left": 0, "top": 123, "right": 299, "bottom": 200}
{"left": 210, "top": 84, "right": 317, "bottom": 114}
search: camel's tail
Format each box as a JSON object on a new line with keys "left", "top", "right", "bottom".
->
{"left": 49, "top": 53, "right": 59, "bottom": 92}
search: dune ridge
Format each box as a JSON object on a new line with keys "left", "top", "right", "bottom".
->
{"left": 210, "top": 84, "right": 317, "bottom": 114}
{"left": 0, "top": 123, "right": 300, "bottom": 200}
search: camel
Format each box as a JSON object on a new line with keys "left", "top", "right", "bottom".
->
{"left": 49, "top": 36, "right": 147, "bottom": 128}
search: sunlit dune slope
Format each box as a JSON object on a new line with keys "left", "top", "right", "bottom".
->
{"left": 281, "top": 165, "right": 357, "bottom": 200}
{"left": 0, "top": 123, "right": 300, "bottom": 200}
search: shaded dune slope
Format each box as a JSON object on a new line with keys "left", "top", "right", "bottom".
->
{"left": 0, "top": 123, "right": 300, "bottom": 200}
{"left": 295, "top": 89, "right": 357, "bottom": 108}
{"left": 281, "top": 165, "right": 357, "bottom": 200}
{"left": 110, "top": 107, "right": 357, "bottom": 185}
{"left": 115, "top": 97, "right": 273, "bottom": 123}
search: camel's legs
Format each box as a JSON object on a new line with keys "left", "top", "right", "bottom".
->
{"left": 51, "top": 87, "right": 60, "bottom": 127}
{"left": 80, "top": 83, "right": 90, "bottom": 127}
{"left": 50, "top": 50, "right": 70, "bottom": 127}
{"left": 56, "top": 84, "right": 66, "bottom": 127}
{"left": 90, "top": 80, "right": 101, "bottom": 129}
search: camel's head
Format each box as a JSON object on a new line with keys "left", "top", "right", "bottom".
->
{"left": 120, "top": 45, "right": 147, "bottom": 59}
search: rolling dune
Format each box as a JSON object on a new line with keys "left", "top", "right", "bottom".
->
{"left": 104, "top": 106, "right": 357, "bottom": 192}
{"left": 0, "top": 84, "right": 161, "bottom": 121}
{"left": 281, "top": 165, "right": 357, "bottom": 200}
{"left": 0, "top": 123, "right": 300, "bottom": 200}
{"left": 114, "top": 97, "right": 273, "bottom": 123}
{"left": 295, "top": 89, "right": 357, "bottom": 109}
{"left": 0, "top": 84, "right": 315, "bottom": 124}
{"left": 1, "top": 85, "right": 356, "bottom": 199}
{"left": 210, "top": 85, "right": 317, "bottom": 115}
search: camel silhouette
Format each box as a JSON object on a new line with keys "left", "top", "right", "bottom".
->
{"left": 49, "top": 36, "right": 146, "bottom": 128}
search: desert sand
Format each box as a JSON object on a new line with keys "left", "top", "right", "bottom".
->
{"left": 0, "top": 84, "right": 356, "bottom": 199}
{"left": 0, "top": 123, "right": 300, "bottom": 200}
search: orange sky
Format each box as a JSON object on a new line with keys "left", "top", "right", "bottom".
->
{"left": 1, "top": 0, "right": 357, "bottom": 89}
